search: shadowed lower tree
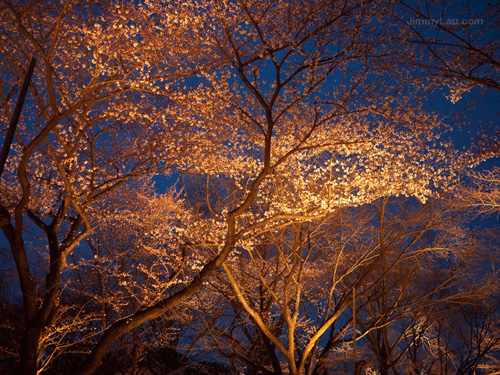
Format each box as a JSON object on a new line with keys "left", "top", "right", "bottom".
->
{"left": 183, "top": 194, "right": 499, "bottom": 375}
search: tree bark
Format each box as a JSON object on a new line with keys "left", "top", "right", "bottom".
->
{"left": 18, "top": 325, "right": 42, "bottom": 375}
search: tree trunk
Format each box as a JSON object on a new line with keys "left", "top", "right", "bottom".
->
{"left": 17, "top": 325, "right": 42, "bottom": 375}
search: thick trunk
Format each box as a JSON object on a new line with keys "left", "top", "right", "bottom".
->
{"left": 17, "top": 325, "right": 42, "bottom": 375}
{"left": 75, "top": 322, "right": 129, "bottom": 375}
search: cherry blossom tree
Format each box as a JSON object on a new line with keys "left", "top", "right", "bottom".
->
{"left": 0, "top": 0, "right": 213, "bottom": 373}
{"left": 395, "top": 0, "right": 499, "bottom": 99}
{"left": 77, "top": 0, "right": 480, "bottom": 371}
{"left": 0, "top": 1, "right": 495, "bottom": 374}
{"left": 191, "top": 193, "right": 498, "bottom": 375}
{"left": 187, "top": 193, "right": 500, "bottom": 375}
{"left": 356, "top": 201, "right": 500, "bottom": 374}
{"left": 457, "top": 167, "right": 500, "bottom": 216}
{"left": 22, "top": 177, "right": 193, "bottom": 373}
{"left": 391, "top": 0, "right": 500, "bottom": 169}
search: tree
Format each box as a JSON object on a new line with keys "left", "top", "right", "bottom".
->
{"left": 191, "top": 193, "right": 500, "bottom": 375}
{"left": 357, "top": 204, "right": 500, "bottom": 374}
{"left": 457, "top": 167, "right": 500, "bottom": 216}
{"left": 396, "top": 0, "right": 499, "bottom": 97}
{"left": 394, "top": 0, "right": 500, "bottom": 162}
{"left": 0, "top": 1, "right": 494, "bottom": 374}
{"left": 0, "top": 0, "right": 212, "bottom": 373}
{"left": 27, "top": 177, "right": 193, "bottom": 374}
{"left": 78, "top": 0, "right": 482, "bottom": 370}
